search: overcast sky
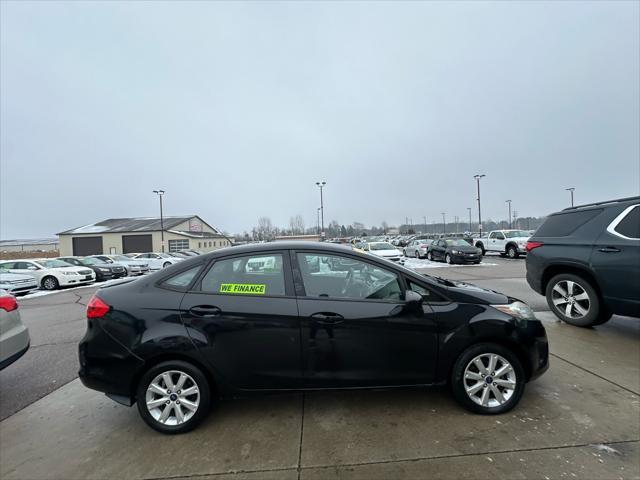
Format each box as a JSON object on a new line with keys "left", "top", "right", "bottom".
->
{"left": 1, "top": 1, "right": 638, "bottom": 238}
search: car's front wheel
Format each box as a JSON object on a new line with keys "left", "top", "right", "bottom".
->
{"left": 136, "top": 360, "right": 211, "bottom": 434}
{"left": 451, "top": 343, "right": 525, "bottom": 415}
{"left": 163, "top": 262, "right": 171, "bottom": 268}
{"left": 427, "top": 251, "right": 434, "bottom": 261}
{"left": 42, "top": 276, "right": 59, "bottom": 290}
{"left": 546, "top": 273, "right": 602, "bottom": 327}
{"left": 445, "top": 253, "right": 453, "bottom": 264}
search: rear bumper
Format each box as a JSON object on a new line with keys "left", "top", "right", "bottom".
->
{"left": 0, "top": 339, "right": 29, "bottom": 370}
{"left": 78, "top": 319, "right": 143, "bottom": 401}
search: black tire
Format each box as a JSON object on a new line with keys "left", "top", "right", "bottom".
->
{"left": 506, "top": 245, "right": 519, "bottom": 259}
{"left": 136, "top": 360, "right": 211, "bottom": 434}
{"left": 427, "top": 251, "right": 434, "bottom": 261}
{"left": 415, "top": 250, "right": 420, "bottom": 259}
{"left": 476, "top": 243, "right": 486, "bottom": 256}
{"left": 545, "top": 273, "right": 602, "bottom": 327}
{"left": 123, "top": 267, "right": 129, "bottom": 276}
{"left": 445, "top": 253, "right": 452, "bottom": 264}
{"left": 451, "top": 343, "right": 526, "bottom": 415}
{"left": 41, "top": 276, "right": 59, "bottom": 290}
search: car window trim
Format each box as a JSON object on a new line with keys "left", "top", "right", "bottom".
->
{"left": 155, "top": 261, "right": 207, "bottom": 292}
{"left": 291, "top": 249, "right": 405, "bottom": 303}
{"left": 606, "top": 204, "right": 640, "bottom": 240}
{"left": 190, "top": 249, "right": 294, "bottom": 297}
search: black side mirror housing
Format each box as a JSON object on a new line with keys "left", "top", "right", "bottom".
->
{"left": 404, "top": 290, "right": 424, "bottom": 312}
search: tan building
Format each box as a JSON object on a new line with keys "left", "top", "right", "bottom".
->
{"left": 57, "top": 216, "right": 232, "bottom": 256}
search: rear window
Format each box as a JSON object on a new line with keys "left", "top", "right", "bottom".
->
{"left": 613, "top": 205, "right": 640, "bottom": 239}
{"left": 535, "top": 209, "right": 603, "bottom": 237}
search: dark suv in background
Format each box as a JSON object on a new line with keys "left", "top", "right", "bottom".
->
{"left": 526, "top": 196, "right": 639, "bottom": 327}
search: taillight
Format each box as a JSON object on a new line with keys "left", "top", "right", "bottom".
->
{"left": 87, "top": 295, "right": 110, "bottom": 318}
{"left": 0, "top": 295, "right": 18, "bottom": 312}
{"left": 526, "top": 241, "right": 544, "bottom": 252}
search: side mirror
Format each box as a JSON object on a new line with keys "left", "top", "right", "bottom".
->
{"left": 404, "top": 290, "right": 423, "bottom": 312}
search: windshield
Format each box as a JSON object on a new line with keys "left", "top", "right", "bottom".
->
{"left": 445, "top": 239, "right": 470, "bottom": 247}
{"left": 369, "top": 242, "right": 395, "bottom": 251}
{"left": 505, "top": 230, "right": 530, "bottom": 238}
{"left": 36, "top": 259, "right": 73, "bottom": 268}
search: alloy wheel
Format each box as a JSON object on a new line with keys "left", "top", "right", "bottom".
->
{"left": 427, "top": 252, "right": 433, "bottom": 261}
{"left": 507, "top": 246, "right": 516, "bottom": 258}
{"left": 463, "top": 353, "right": 516, "bottom": 408}
{"left": 145, "top": 370, "right": 201, "bottom": 426}
{"left": 446, "top": 254, "right": 452, "bottom": 264}
{"left": 551, "top": 280, "right": 590, "bottom": 319}
{"left": 43, "top": 277, "right": 57, "bottom": 290}
{"left": 415, "top": 250, "right": 419, "bottom": 258}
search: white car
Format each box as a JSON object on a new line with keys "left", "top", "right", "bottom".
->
{"left": 131, "top": 253, "right": 182, "bottom": 270}
{"left": 362, "top": 242, "right": 405, "bottom": 264}
{"left": 89, "top": 255, "right": 150, "bottom": 276}
{"left": 0, "top": 259, "right": 96, "bottom": 290}
{"left": 0, "top": 273, "right": 39, "bottom": 296}
{"left": 0, "top": 290, "right": 30, "bottom": 370}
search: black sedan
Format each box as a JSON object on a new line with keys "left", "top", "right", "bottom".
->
{"left": 427, "top": 239, "right": 483, "bottom": 264}
{"left": 58, "top": 256, "right": 127, "bottom": 281}
{"left": 79, "top": 241, "right": 548, "bottom": 434}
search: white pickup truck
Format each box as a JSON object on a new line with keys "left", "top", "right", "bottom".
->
{"left": 473, "top": 229, "right": 531, "bottom": 258}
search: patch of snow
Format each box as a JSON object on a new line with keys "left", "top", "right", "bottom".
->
{"left": 70, "top": 224, "right": 109, "bottom": 234}
{"left": 591, "top": 444, "right": 621, "bottom": 455}
{"left": 402, "top": 258, "right": 498, "bottom": 270}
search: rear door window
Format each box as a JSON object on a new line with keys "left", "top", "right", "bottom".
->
{"left": 200, "top": 254, "right": 285, "bottom": 296}
{"left": 536, "top": 209, "right": 603, "bottom": 237}
{"left": 611, "top": 205, "right": 640, "bottom": 240}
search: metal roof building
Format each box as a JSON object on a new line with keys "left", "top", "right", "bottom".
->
{"left": 57, "top": 215, "right": 231, "bottom": 256}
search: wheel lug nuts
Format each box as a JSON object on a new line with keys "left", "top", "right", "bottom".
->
{"left": 166, "top": 400, "right": 170, "bottom": 404}
{"left": 177, "top": 390, "right": 181, "bottom": 394}
{"left": 176, "top": 400, "right": 180, "bottom": 405}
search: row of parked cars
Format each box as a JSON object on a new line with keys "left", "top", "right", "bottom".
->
{"left": 0, "top": 250, "right": 205, "bottom": 294}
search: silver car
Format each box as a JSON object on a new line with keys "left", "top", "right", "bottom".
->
{"left": 403, "top": 239, "right": 434, "bottom": 259}
{"left": 0, "top": 272, "right": 39, "bottom": 296}
{"left": 0, "top": 289, "right": 30, "bottom": 370}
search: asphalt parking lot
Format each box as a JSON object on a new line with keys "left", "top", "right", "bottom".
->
{"left": 1, "top": 255, "right": 638, "bottom": 479}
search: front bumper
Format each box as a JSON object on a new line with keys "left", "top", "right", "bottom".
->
{"left": 59, "top": 274, "right": 95, "bottom": 286}
{"left": 450, "top": 253, "right": 481, "bottom": 263}
{"left": 1, "top": 283, "right": 39, "bottom": 295}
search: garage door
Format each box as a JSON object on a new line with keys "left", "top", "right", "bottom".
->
{"left": 72, "top": 236, "right": 104, "bottom": 256}
{"left": 122, "top": 234, "right": 153, "bottom": 254}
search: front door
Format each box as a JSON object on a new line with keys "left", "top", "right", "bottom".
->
{"left": 293, "top": 251, "right": 438, "bottom": 388}
{"left": 180, "top": 251, "right": 302, "bottom": 390}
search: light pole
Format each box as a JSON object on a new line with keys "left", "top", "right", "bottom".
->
{"left": 467, "top": 207, "right": 472, "bottom": 232}
{"left": 153, "top": 190, "right": 165, "bottom": 252}
{"left": 566, "top": 187, "right": 575, "bottom": 207}
{"left": 506, "top": 200, "right": 512, "bottom": 229}
{"left": 474, "top": 174, "right": 486, "bottom": 236}
{"left": 316, "top": 208, "right": 321, "bottom": 235}
{"left": 316, "top": 181, "right": 326, "bottom": 240}
{"left": 441, "top": 212, "right": 446, "bottom": 235}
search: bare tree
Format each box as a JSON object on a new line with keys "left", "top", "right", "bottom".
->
{"left": 257, "top": 217, "right": 273, "bottom": 240}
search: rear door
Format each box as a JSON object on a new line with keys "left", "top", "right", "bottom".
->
{"left": 590, "top": 204, "right": 640, "bottom": 316}
{"left": 293, "top": 250, "right": 438, "bottom": 388}
{"left": 179, "top": 250, "right": 302, "bottom": 390}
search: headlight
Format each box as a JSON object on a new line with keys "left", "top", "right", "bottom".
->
{"left": 451, "top": 249, "right": 460, "bottom": 255}
{"left": 492, "top": 301, "right": 537, "bottom": 321}
{"left": 62, "top": 271, "right": 78, "bottom": 276}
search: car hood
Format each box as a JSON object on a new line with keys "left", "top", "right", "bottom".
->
{"left": 445, "top": 280, "right": 510, "bottom": 304}
{"left": 449, "top": 244, "right": 480, "bottom": 253}
{"left": 52, "top": 266, "right": 91, "bottom": 273}
{"left": 371, "top": 249, "right": 402, "bottom": 257}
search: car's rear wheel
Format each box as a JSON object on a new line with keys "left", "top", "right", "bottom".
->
{"left": 136, "top": 360, "right": 211, "bottom": 434}
{"left": 42, "top": 276, "right": 59, "bottom": 290}
{"left": 415, "top": 250, "right": 420, "bottom": 259}
{"left": 546, "top": 273, "right": 602, "bottom": 327}
{"left": 451, "top": 343, "right": 525, "bottom": 414}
